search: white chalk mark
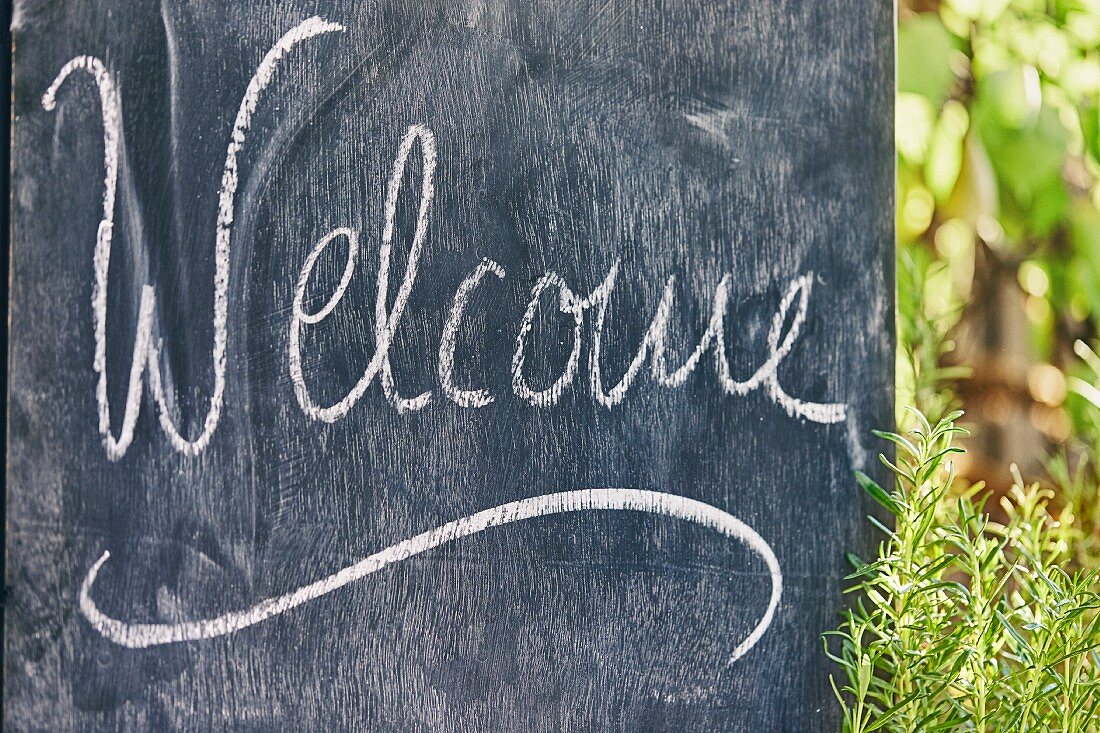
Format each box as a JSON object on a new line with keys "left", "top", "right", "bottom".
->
{"left": 290, "top": 124, "right": 437, "bottom": 420}
{"left": 591, "top": 266, "right": 847, "bottom": 421}
{"left": 43, "top": 56, "right": 139, "bottom": 460}
{"left": 377, "top": 126, "right": 436, "bottom": 414}
{"left": 80, "top": 488, "right": 782, "bottom": 664}
{"left": 518, "top": 259, "right": 846, "bottom": 422}
{"left": 292, "top": 227, "right": 359, "bottom": 325}
{"left": 42, "top": 17, "right": 345, "bottom": 460}
{"left": 439, "top": 258, "right": 506, "bottom": 408}
{"left": 652, "top": 274, "right": 735, "bottom": 389}
{"left": 760, "top": 276, "right": 847, "bottom": 423}
{"left": 511, "top": 272, "right": 585, "bottom": 406}
{"left": 588, "top": 262, "right": 676, "bottom": 407}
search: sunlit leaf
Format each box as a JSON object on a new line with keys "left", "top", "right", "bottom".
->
{"left": 899, "top": 14, "right": 961, "bottom": 106}
{"left": 926, "top": 101, "right": 971, "bottom": 201}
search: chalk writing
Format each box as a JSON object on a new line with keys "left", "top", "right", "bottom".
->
{"left": 42, "top": 17, "right": 345, "bottom": 460}
{"left": 45, "top": 20, "right": 844, "bottom": 463}
{"left": 79, "top": 488, "right": 782, "bottom": 664}
{"left": 41, "top": 15, "right": 853, "bottom": 663}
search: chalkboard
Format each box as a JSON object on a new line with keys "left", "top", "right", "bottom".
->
{"left": 6, "top": 2, "right": 894, "bottom": 730}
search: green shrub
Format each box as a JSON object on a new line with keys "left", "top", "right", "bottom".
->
{"left": 827, "top": 410, "right": 1100, "bottom": 732}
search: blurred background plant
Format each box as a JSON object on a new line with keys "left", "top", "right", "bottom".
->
{"left": 897, "top": 0, "right": 1100, "bottom": 530}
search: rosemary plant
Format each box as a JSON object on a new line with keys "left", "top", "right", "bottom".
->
{"left": 827, "top": 410, "right": 1100, "bottom": 732}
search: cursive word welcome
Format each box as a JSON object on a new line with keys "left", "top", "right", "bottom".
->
{"left": 44, "top": 15, "right": 845, "bottom": 463}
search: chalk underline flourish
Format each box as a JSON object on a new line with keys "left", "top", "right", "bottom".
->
{"left": 80, "top": 488, "right": 782, "bottom": 665}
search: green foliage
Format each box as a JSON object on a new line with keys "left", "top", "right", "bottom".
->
{"left": 896, "top": 247, "right": 969, "bottom": 429}
{"left": 1050, "top": 339, "right": 1100, "bottom": 568}
{"left": 896, "top": 0, "right": 1100, "bottom": 391}
{"left": 848, "top": 5, "right": 1100, "bottom": 729}
{"left": 827, "top": 411, "right": 1100, "bottom": 732}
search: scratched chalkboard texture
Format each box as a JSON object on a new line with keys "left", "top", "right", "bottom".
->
{"left": 6, "top": 1, "right": 893, "bottom": 730}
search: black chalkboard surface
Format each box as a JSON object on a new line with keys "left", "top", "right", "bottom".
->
{"left": 6, "top": 2, "right": 894, "bottom": 730}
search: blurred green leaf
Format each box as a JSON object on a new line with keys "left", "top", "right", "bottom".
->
{"left": 982, "top": 65, "right": 1043, "bottom": 129}
{"left": 974, "top": 98, "right": 1071, "bottom": 234}
{"left": 1082, "top": 96, "right": 1100, "bottom": 166}
{"left": 1030, "top": 179, "right": 1072, "bottom": 235}
{"left": 899, "top": 15, "right": 961, "bottom": 107}
{"left": 898, "top": 92, "right": 938, "bottom": 165}
{"left": 1071, "top": 202, "right": 1100, "bottom": 318}
{"left": 941, "top": 133, "right": 1000, "bottom": 227}
{"left": 926, "top": 101, "right": 971, "bottom": 201}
